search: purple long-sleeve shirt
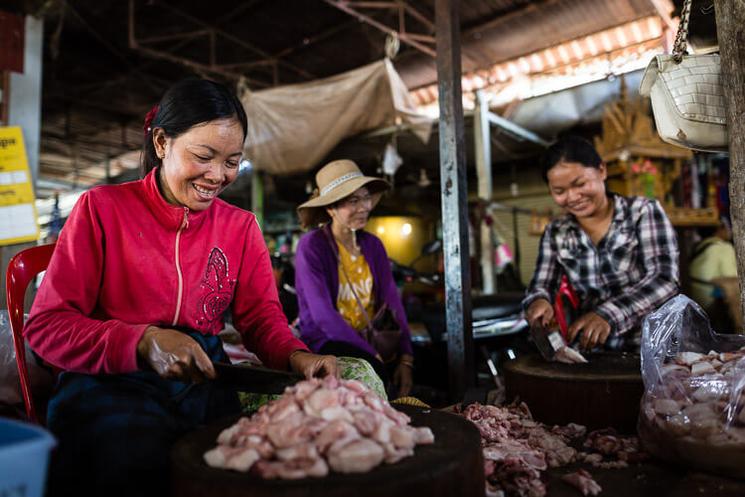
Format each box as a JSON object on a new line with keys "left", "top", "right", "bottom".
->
{"left": 294, "top": 225, "right": 413, "bottom": 357}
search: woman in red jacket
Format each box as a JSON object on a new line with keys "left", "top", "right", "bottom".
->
{"left": 24, "top": 78, "right": 336, "bottom": 497}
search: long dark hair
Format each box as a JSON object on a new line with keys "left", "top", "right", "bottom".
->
{"left": 540, "top": 135, "right": 602, "bottom": 182}
{"left": 140, "top": 78, "right": 248, "bottom": 177}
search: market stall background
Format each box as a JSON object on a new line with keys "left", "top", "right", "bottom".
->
{"left": 0, "top": 0, "right": 720, "bottom": 302}
{"left": 0, "top": 0, "right": 710, "bottom": 204}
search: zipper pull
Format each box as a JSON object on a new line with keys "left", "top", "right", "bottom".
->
{"left": 181, "top": 207, "right": 189, "bottom": 230}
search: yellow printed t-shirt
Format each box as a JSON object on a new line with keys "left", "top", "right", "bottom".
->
{"left": 336, "top": 242, "right": 375, "bottom": 331}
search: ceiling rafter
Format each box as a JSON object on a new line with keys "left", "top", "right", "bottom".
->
{"left": 272, "top": 17, "right": 364, "bottom": 59}
{"left": 323, "top": 0, "right": 436, "bottom": 57}
{"left": 463, "top": 0, "right": 561, "bottom": 37}
{"left": 127, "top": 0, "right": 315, "bottom": 86}
{"left": 62, "top": 0, "right": 163, "bottom": 97}
{"left": 215, "top": 0, "right": 266, "bottom": 26}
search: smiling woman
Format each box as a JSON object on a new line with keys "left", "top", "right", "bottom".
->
{"left": 22, "top": 78, "right": 338, "bottom": 497}
{"left": 141, "top": 79, "right": 248, "bottom": 211}
{"left": 294, "top": 160, "right": 415, "bottom": 400}
{"left": 523, "top": 136, "right": 680, "bottom": 352}
{"left": 154, "top": 118, "right": 244, "bottom": 211}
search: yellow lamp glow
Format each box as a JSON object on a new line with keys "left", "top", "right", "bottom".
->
{"left": 366, "top": 216, "right": 429, "bottom": 265}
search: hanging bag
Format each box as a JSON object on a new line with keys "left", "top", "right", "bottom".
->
{"left": 639, "top": 0, "right": 727, "bottom": 152}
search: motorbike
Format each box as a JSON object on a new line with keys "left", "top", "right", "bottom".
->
{"left": 390, "top": 240, "right": 530, "bottom": 387}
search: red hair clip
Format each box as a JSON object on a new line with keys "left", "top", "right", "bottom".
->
{"left": 143, "top": 105, "right": 159, "bottom": 138}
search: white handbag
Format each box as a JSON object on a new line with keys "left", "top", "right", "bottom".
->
{"left": 639, "top": 0, "right": 727, "bottom": 152}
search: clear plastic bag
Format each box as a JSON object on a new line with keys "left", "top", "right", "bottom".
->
{"left": 0, "top": 309, "right": 23, "bottom": 406}
{"left": 0, "top": 310, "right": 54, "bottom": 410}
{"left": 639, "top": 295, "right": 745, "bottom": 478}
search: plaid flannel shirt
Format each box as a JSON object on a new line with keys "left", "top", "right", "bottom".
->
{"left": 523, "top": 195, "right": 679, "bottom": 335}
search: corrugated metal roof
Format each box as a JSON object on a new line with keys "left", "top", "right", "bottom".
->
{"left": 396, "top": 0, "right": 665, "bottom": 89}
{"left": 411, "top": 16, "right": 665, "bottom": 107}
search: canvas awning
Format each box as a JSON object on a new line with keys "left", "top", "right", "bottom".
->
{"left": 239, "top": 59, "right": 432, "bottom": 176}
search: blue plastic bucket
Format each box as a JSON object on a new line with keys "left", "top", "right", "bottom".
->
{"left": 0, "top": 417, "right": 56, "bottom": 497}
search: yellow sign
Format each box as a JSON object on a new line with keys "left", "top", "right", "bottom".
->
{"left": 0, "top": 127, "right": 40, "bottom": 245}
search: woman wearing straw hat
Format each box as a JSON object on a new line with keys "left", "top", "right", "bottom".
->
{"left": 295, "top": 159, "right": 414, "bottom": 398}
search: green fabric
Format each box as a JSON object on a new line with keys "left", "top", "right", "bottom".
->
{"left": 238, "top": 356, "right": 386, "bottom": 413}
{"left": 338, "top": 356, "right": 387, "bottom": 399}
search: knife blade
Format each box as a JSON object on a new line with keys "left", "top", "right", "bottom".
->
{"left": 529, "top": 322, "right": 567, "bottom": 361}
{"left": 212, "top": 362, "right": 303, "bottom": 394}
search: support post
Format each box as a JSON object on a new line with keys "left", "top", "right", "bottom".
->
{"left": 0, "top": 71, "right": 9, "bottom": 125}
{"left": 474, "top": 90, "right": 494, "bottom": 294}
{"left": 435, "top": 0, "right": 474, "bottom": 401}
{"left": 713, "top": 0, "right": 745, "bottom": 325}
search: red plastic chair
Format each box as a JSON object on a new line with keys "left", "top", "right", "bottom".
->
{"left": 6, "top": 243, "right": 56, "bottom": 424}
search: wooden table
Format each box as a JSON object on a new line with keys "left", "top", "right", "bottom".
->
{"left": 545, "top": 460, "right": 745, "bottom": 497}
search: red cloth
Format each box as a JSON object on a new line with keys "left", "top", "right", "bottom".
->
{"left": 554, "top": 274, "right": 580, "bottom": 338}
{"left": 24, "top": 169, "right": 307, "bottom": 374}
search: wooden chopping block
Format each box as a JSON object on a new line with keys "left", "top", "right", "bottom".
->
{"left": 170, "top": 405, "right": 485, "bottom": 497}
{"left": 503, "top": 352, "right": 643, "bottom": 434}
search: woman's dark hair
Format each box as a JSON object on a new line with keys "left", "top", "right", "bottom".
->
{"left": 540, "top": 135, "right": 602, "bottom": 182}
{"left": 140, "top": 78, "right": 248, "bottom": 176}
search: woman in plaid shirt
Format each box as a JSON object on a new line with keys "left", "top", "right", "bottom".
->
{"left": 523, "top": 136, "right": 679, "bottom": 350}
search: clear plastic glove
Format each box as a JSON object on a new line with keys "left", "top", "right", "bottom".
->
{"left": 567, "top": 312, "right": 611, "bottom": 350}
{"left": 288, "top": 350, "right": 338, "bottom": 379}
{"left": 136, "top": 326, "right": 216, "bottom": 382}
{"left": 526, "top": 298, "right": 554, "bottom": 327}
{"left": 393, "top": 354, "right": 414, "bottom": 398}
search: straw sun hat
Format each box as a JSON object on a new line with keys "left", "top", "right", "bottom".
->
{"left": 297, "top": 159, "right": 390, "bottom": 228}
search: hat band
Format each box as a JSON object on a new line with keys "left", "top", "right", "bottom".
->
{"left": 320, "top": 172, "right": 363, "bottom": 196}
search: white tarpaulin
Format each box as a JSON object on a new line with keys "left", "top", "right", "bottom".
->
{"left": 239, "top": 59, "right": 432, "bottom": 176}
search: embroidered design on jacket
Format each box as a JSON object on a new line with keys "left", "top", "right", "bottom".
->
{"left": 198, "top": 247, "right": 235, "bottom": 324}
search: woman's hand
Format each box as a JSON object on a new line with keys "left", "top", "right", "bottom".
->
{"left": 567, "top": 312, "right": 611, "bottom": 350}
{"left": 393, "top": 354, "right": 414, "bottom": 398}
{"left": 289, "top": 350, "right": 338, "bottom": 379}
{"left": 526, "top": 299, "right": 554, "bottom": 327}
{"left": 136, "top": 326, "right": 216, "bottom": 382}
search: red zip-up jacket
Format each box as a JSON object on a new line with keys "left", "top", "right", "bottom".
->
{"left": 24, "top": 169, "right": 308, "bottom": 374}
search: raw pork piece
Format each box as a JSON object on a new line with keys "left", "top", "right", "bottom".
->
{"left": 328, "top": 439, "right": 385, "bottom": 473}
{"left": 459, "top": 402, "right": 646, "bottom": 497}
{"left": 561, "top": 469, "right": 602, "bottom": 496}
{"left": 204, "top": 376, "right": 434, "bottom": 479}
{"left": 555, "top": 346, "right": 588, "bottom": 364}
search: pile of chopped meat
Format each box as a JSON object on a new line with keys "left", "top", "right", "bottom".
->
{"left": 577, "top": 428, "right": 647, "bottom": 469}
{"left": 203, "top": 376, "right": 434, "bottom": 479}
{"left": 458, "top": 402, "right": 645, "bottom": 497}
{"left": 641, "top": 349, "right": 745, "bottom": 441}
{"left": 639, "top": 348, "right": 745, "bottom": 473}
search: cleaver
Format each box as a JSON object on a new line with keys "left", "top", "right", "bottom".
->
{"left": 212, "top": 361, "right": 304, "bottom": 394}
{"left": 529, "top": 322, "right": 567, "bottom": 361}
